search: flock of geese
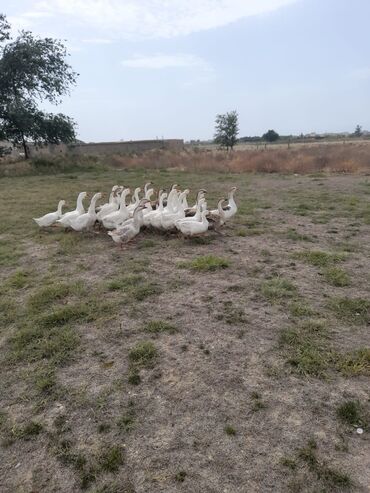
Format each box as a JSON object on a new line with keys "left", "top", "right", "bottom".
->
{"left": 33, "top": 183, "right": 238, "bottom": 246}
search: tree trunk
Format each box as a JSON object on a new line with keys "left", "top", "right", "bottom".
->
{"left": 21, "top": 133, "right": 29, "bottom": 159}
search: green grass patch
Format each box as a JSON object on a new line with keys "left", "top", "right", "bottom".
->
{"left": 224, "top": 425, "right": 236, "bottom": 436}
{"left": 336, "top": 400, "right": 366, "bottom": 427}
{"left": 98, "top": 445, "right": 124, "bottom": 473}
{"left": 288, "top": 301, "right": 315, "bottom": 317}
{"left": 261, "top": 277, "right": 297, "bottom": 303}
{"left": 328, "top": 297, "right": 370, "bottom": 324}
{"left": 178, "top": 255, "right": 230, "bottom": 272}
{"left": 12, "top": 420, "right": 43, "bottom": 440}
{"left": 0, "top": 239, "right": 22, "bottom": 266}
{"left": 107, "top": 275, "right": 143, "bottom": 291}
{"left": 9, "top": 324, "right": 79, "bottom": 365}
{"left": 284, "top": 228, "right": 313, "bottom": 242}
{"left": 323, "top": 267, "right": 350, "bottom": 287}
{"left": 293, "top": 250, "right": 347, "bottom": 267}
{"left": 338, "top": 348, "right": 370, "bottom": 376}
{"left": 5, "top": 270, "right": 31, "bottom": 289}
{"left": 143, "top": 320, "right": 177, "bottom": 334}
{"left": 129, "top": 341, "right": 157, "bottom": 367}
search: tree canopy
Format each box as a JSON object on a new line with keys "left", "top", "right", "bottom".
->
{"left": 0, "top": 14, "right": 77, "bottom": 158}
{"left": 214, "top": 110, "right": 239, "bottom": 151}
{"left": 263, "top": 129, "right": 280, "bottom": 142}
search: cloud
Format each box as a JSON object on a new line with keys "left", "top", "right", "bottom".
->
{"left": 121, "top": 53, "right": 210, "bottom": 70}
{"left": 82, "top": 38, "right": 113, "bottom": 44}
{"left": 32, "top": 0, "right": 297, "bottom": 39}
{"left": 350, "top": 67, "right": 370, "bottom": 81}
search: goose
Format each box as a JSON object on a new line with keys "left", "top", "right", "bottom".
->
{"left": 97, "top": 186, "right": 121, "bottom": 220}
{"left": 144, "top": 182, "right": 153, "bottom": 196}
{"left": 102, "top": 188, "right": 131, "bottom": 230}
{"left": 207, "top": 198, "right": 227, "bottom": 230}
{"left": 161, "top": 189, "right": 189, "bottom": 230}
{"left": 185, "top": 189, "right": 207, "bottom": 216}
{"left": 222, "top": 187, "right": 238, "bottom": 220}
{"left": 144, "top": 191, "right": 167, "bottom": 228}
{"left": 57, "top": 192, "right": 87, "bottom": 227}
{"left": 69, "top": 193, "right": 102, "bottom": 232}
{"left": 127, "top": 187, "right": 141, "bottom": 213}
{"left": 96, "top": 185, "right": 119, "bottom": 212}
{"left": 33, "top": 200, "right": 66, "bottom": 227}
{"left": 176, "top": 198, "right": 206, "bottom": 226}
{"left": 108, "top": 201, "right": 149, "bottom": 247}
{"left": 177, "top": 209, "right": 209, "bottom": 237}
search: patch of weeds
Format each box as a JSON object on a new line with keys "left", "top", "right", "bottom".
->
{"left": 280, "top": 457, "right": 297, "bottom": 470}
{"left": 117, "top": 404, "right": 136, "bottom": 433}
{"left": 288, "top": 301, "right": 315, "bottom": 317}
{"left": 280, "top": 320, "right": 333, "bottom": 377}
{"left": 98, "top": 445, "right": 124, "bottom": 473}
{"left": 12, "top": 420, "right": 43, "bottom": 440}
{"left": 137, "top": 239, "right": 157, "bottom": 249}
{"left": 236, "top": 227, "right": 263, "bottom": 236}
{"left": 143, "top": 320, "right": 177, "bottom": 334}
{"left": 28, "top": 281, "right": 85, "bottom": 312}
{"left": 323, "top": 267, "right": 350, "bottom": 287}
{"left": 338, "top": 348, "right": 370, "bottom": 376}
{"left": 261, "top": 277, "right": 297, "bottom": 303}
{"left": 178, "top": 254, "right": 230, "bottom": 272}
{"left": 9, "top": 324, "right": 79, "bottom": 365}
{"left": 127, "top": 369, "right": 141, "bottom": 385}
{"left": 293, "top": 250, "right": 347, "bottom": 267}
{"left": 295, "top": 439, "right": 353, "bottom": 491}
{"left": 5, "top": 269, "right": 31, "bottom": 289}
{"left": 251, "top": 391, "right": 267, "bottom": 411}
{"left": 129, "top": 341, "right": 157, "bottom": 367}
{"left": 107, "top": 275, "right": 143, "bottom": 291}
{"left": 174, "top": 471, "right": 187, "bottom": 482}
{"left": 0, "top": 239, "right": 22, "bottom": 266}
{"left": 217, "top": 301, "right": 247, "bottom": 325}
{"left": 328, "top": 297, "right": 370, "bottom": 324}
{"left": 98, "top": 423, "right": 111, "bottom": 433}
{"left": 132, "top": 282, "right": 160, "bottom": 301}
{"left": 224, "top": 425, "right": 236, "bottom": 436}
{"left": 33, "top": 366, "right": 57, "bottom": 395}
{"left": 285, "top": 228, "right": 313, "bottom": 242}
{"left": 336, "top": 400, "right": 366, "bottom": 427}
{"left": 188, "top": 235, "right": 214, "bottom": 245}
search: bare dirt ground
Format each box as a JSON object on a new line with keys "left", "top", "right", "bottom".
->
{"left": 0, "top": 169, "right": 369, "bottom": 493}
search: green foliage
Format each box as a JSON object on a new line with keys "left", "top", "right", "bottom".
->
{"left": 224, "top": 425, "right": 236, "bottom": 435}
{"left": 178, "top": 254, "right": 230, "bottom": 271}
{"left": 98, "top": 445, "right": 124, "bottom": 473}
{"left": 0, "top": 15, "right": 77, "bottom": 157}
{"left": 143, "top": 320, "right": 177, "bottom": 334}
{"left": 214, "top": 110, "right": 239, "bottom": 150}
{"left": 323, "top": 267, "right": 350, "bottom": 287}
{"left": 261, "top": 277, "right": 297, "bottom": 302}
{"left": 336, "top": 400, "right": 364, "bottom": 426}
{"left": 293, "top": 250, "right": 346, "bottom": 267}
{"left": 328, "top": 297, "right": 370, "bottom": 324}
{"left": 129, "top": 341, "right": 157, "bottom": 367}
{"left": 262, "top": 129, "right": 280, "bottom": 142}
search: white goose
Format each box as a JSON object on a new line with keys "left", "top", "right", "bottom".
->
{"left": 57, "top": 192, "right": 87, "bottom": 228}
{"left": 176, "top": 198, "right": 206, "bottom": 226}
{"left": 108, "top": 200, "right": 149, "bottom": 247}
{"left": 144, "top": 190, "right": 166, "bottom": 228}
{"left": 33, "top": 200, "right": 66, "bottom": 227}
{"left": 177, "top": 209, "right": 209, "bottom": 237}
{"left": 97, "top": 186, "right": 121, "bottom": 220}
{"left": 223, "top": 187, "right": 238, "bottom": 220}
{"left": 102, "top": 188, "right": 131, "bottom": 230}
{"left": 70, "top": 193, "right": 102, "bottom": 232}
{"left": 161, "top": 189, "right": 189, "bottom": 230}
{"left": 127, "top": 187, "right": 141, "bottom": 213}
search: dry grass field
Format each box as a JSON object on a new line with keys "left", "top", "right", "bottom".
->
{"left": 0, "top": 166, "right": 370, "bottom": 492}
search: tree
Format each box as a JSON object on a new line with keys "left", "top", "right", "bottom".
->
{"left": 214, "top": 110, "right": 239, "bottom": 151}
{"left": 0, "top": 14, "right": 77, "bottom": 158}
{"left": 262, "top": 129, "right": 280, "bottom": 142}
{"left": 354, "top": 124, "right": 362, "bottom": 137}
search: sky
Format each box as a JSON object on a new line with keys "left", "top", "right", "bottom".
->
{"left": 1, "top": 0, "right": 370, "bottom": 142}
